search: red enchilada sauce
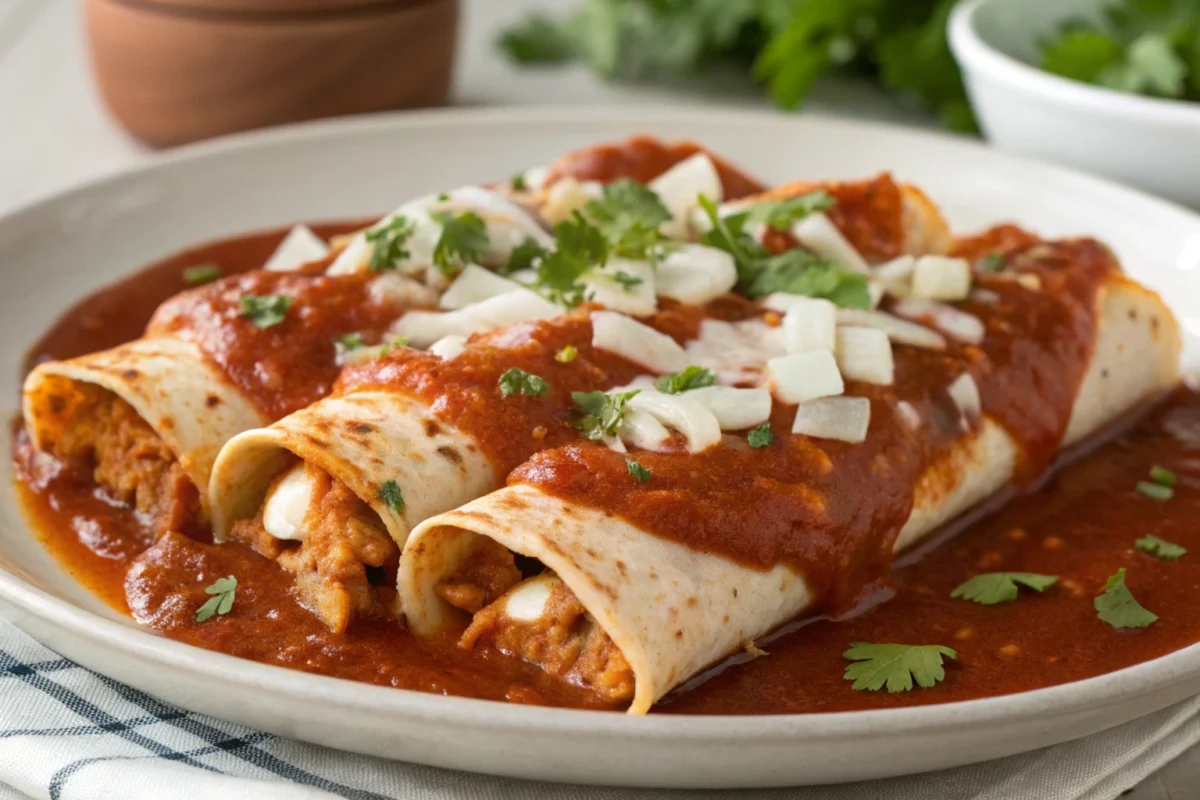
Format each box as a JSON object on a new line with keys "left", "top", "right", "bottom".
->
{"left": 12, "top": 215, "right": 1200, "bottom": 713}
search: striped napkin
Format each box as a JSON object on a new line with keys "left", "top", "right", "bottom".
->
{"left": 0, "top": 617, "right": 1194, "bottom": 800}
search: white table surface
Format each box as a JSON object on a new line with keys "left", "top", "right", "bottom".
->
{"left": 0, "top": 0, "right": 1194, "bottom": 796}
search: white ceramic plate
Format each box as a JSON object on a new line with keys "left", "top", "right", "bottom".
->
{"left": 2, "top": 108, "right": 1200, "bottom": 790}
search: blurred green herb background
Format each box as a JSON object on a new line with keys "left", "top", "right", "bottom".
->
{"left": 498, "top": 0, "right": 974, "bottom": 132}
{"left": 498, "top": 0, "right": 1200, "bottom": 133}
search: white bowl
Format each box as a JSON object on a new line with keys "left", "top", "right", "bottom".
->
{"left": 949, "top": 0, "right": 1200, "bottom": 208}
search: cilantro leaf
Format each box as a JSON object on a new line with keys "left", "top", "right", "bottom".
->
{"left": 1042, "top": 29, "right": 1124, "bottom": 83}
{"left": 843, "top": 642, "right": 958, "bottom": 693}
{"left": 432, "top": 211, "right": 489, "bottom": 273}
{"left": 611, "top": 271, "right": 644, "bottom": 290}
{"left": 535, "top": 213, "right": 608, "bottom": 307}
{"left": 656, "top": 366, "right": 716, "bottom": 394}
{"left": 583, "top": 179, "right": 671, "bottom": 259}
{"left": 743, "top": 191, "right": 834, "bottom": 230}
{"left": 498, "top": 367, "right": 550, "bottom": 398}
{"left": 951, "top": 572, "right": 1059, "bottom": 605}
{"left": 336, "top": 332, "right": 363, "bottom": 350}
{"left": 510, "top": 172, "right": 528, "bottom": 192}
{"left": 748, "top": 423, "right": 774, "bottom": 448}
{"left": 1149, "top": 465, "right": 1177, "bottom": 487}
{"left": 183, "top": 264, "right": 221, "bottom": 285}
{"left": 1095, "top": 568, "right": 1157, "bottom": 629}
{"left": 626, "top": 459, "right": 652, "bottom": 483}
{"left": 365, "top": 215, "right": 416, "bottom": 271}
{"left": 555, "top": 345, "right": 578, "bottom": 364}
{"left": 504, "top": 237, "right": 548, "bottom": 275}
{"left": 978, "top": 253, "right": 1006, "bottom": 272}
{"left": 239, "top": 294, "right": 292, "bottom": 329}
{"left": 1136, "top": 535, "right": 1187, "bottom": 561}
{"left": 1137, "top": 481, "right": 1174, "bottom": 501}
{"left": 378, "top": 480, "right": 405, "bottom": 515}
{"left": 380, "top": 335, "right": 409, "bottom": 357}
{"left": 571, "top": 390, "right": 638, "bottom": 441}
{"left": 195, "top": 575, "right": 237, "bottom": 622}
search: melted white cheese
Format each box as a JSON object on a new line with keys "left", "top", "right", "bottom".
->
{"left": 503, "top": 573, "right": 560, "bottom": 622}
{"left": 261, "top": 464, "right": 315, "bottom": 542}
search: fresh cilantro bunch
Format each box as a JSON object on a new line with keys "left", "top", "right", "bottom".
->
{"left": 498, "top": 0, "right": 975, "bottom": 131}
{"left": 1041, "top": 0, "right": 1200, "bottom": 101}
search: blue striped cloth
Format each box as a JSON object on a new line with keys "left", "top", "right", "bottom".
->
{"left": 2, "top": 616, "right": 1197, "bottom": 800}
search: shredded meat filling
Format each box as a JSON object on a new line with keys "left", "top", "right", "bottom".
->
{"left": 48, "top": 385, "right": 200, "bottom": 537}
{"left": 450, "top": 570, "right": 636, "bottom": 704}
{"left": 230, "top": 465, "right": 398, "bottom": 633}
{"left": 434, "top": 538, "right": 521, "bottom": 614}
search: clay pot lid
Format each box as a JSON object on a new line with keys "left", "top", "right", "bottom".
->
{"left": 117, "top": 0, "right": 433, "bottom": 15}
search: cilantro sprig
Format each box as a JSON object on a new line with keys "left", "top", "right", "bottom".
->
{"left": 1095, "top": 568, "right": 1157, "bottom": 629}
{"left": 843, "top": 642, "right": 958, "bottom": 693}
{"left": 697, "top": 195, "right": 869, "bottom": 307}
{"left": 534, "top": 212, "right": 608, "bottom": 307}
{"left": 571, "top": 390, "right": 638, "bottom": 440}
{"left": 498, "top": 368, "right": 550, "bottom": 398}
{"left": 626, "top": 459, "right": 652, "bottom": 483}
{"left": 1136, "top": 535, "right": 1187, "bottom": 561}
{"left": 951, "top": 572, "right": 1058, "bottom": 605}
{"left": 583, "top": 179, "right": 671, "bottom": 260}
{"left": 365, "top": 215, "right": 416, "bottom": 271}
{"left": 195, "top": 576, "right": 237, "bottom": 623}
{"left": 656, "top": 366, "right": 716, "bottom": 394}
{"left": 432, "top": 210, "right": 489, "bottom": 273}
{"left": 239, "top": 294, "right": 293, "bottom": 329}
{"left": 748, "top": 423, "right": 774, "bottom": 448}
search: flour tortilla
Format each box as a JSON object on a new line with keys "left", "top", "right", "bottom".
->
{"left": 399, "top": 275, "right": 1181, "bottom": 714}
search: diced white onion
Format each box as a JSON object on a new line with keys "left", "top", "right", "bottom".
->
{"left": 542, "top": 177, "right": 604, "bottom": 225}
{"left": 686, "top": 386, "right": 772, "bottom": 430}
{"left": 782, "top": 297, "right": 837, "bottom": 353}
{"left": 896, "top": 400, "right": 921, "bottom": 430}
{"left": 428, "top": 334, "right": 467, "bottom": 360}
{"left": 603, "top": 435, "right": 628, "bottom": 454}
{"left": 582, "top": 258, "right": 658, "bottom": 316}
{"left": 518, "top": 166, "right": 549, "bottom": 194}
{"left": 368, "top": 272, "right": 440, "bottom": 309}
{"left": 618, "top": 408, "right": 672, "bottom": 451}
{"left": 590, "top": 311, "right": 686, "bottom": 374}
{"left": 791, "top": 396, "right": 872, "bottom": 443}
{"left": 791, "top": 213, "right": 871, "bottom": 274}
{"left": 264, "top": 225, "right": 329, "bottom": 272}
{"left": 649, "top": 154, "right": 722, "bottom": 239}
{"left": 655, "top": 244, "right": 737, "bottom": 305}
{"left": 683, "top": 318, "right": 787, "bottom": 386}
{"left": 503, "top": 573, "right": 558, "bottom": 622}
{"left": 948, "top": 372, "right": 982, "bottom": 424}
{"left": 872, "top": 255, "right": 916, "bottom": 296}
{"left": 767, "top": 351, "right": 845, "bottom": 404}
{"left": 835, "top": 308, "right": 946, "bottom": 350}
{"left": 439, "top": 265, "right": 526, "bottom": 310}
{"left": 1016, "top": 273, "right": 1042, "bottom": 291}
{"left": 261, "top": 465, "right": 315, "bottom": 542}
{"left": 627, "top": 390, "right": 722, "bottom": 452}
{"left": 835, "top": 327, "right": 894, "bottom": 386}
{"left": 892, "top": 299, "right": 985, "bottom": 345}
{"left": 393, "top": 289, "right": 560, "bottom": 348}
{"left": 911, "top": 255, "right": 972, "bottom": 302}
{"left": 867, "top": 281, "right": 885, "bottom": 310}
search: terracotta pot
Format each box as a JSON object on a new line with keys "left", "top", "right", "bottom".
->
{"left": 83, "top": 0, "right": 459, "bottom": 148}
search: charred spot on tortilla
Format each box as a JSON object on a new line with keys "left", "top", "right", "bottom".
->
{"left": 353, "top": 423, "right": 373, "bottom": 433}
{"left": 205, "top": 394, "right": 221, "bottom": 408}
{"left": 423, "top": 419, "right": 441, "bottom": 438}
{"left": 122, "top": 368, "right": 139, "bottom": 380}
{"left": 48, "top": 394, "right": 67, "bottom": 414}
{"left": 437, "top": 445, "right": 463, "bottom": 465}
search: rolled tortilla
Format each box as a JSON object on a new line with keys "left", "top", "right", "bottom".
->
{"left": 398, "top": 272, "right": 1180, "bottom": 714}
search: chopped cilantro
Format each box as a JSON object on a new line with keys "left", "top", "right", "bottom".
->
{"left": 626, "top": 459, "right": 652, "bottom": 483}
{"left": 1095, "top": 568, "right": 1157, "bottom": 629}
{"left": 843, "top": 642, "right": 957, "bottom": 693}
{"left": 571, "top": 390, "right": 638, "bottom": 441}
{"left": 364, "top": 215, "right": 416, "bottom": 271}
{"left": 697, "top": 195, "right": 868, "bottom": 307}
{"left": 951, "top": 572, "right": 1058, "bottom": 605}
{"left": 511, "top": 172, "right": 528, "bottom": 192}
{"left": 534, "top": 212, "right": 608, "bottom": 307}
{"left": 183, "top": 264, "right": 221, "bottom": 285}
{"left": 742, "top": 191, "right": 834, "bottom": 230}
{"left": 336, "top": 332, "right": 363, "bottom": 350}
{"left": 498, "top": 367, "right": 550, "bottom": 398}
{"left": 195, "top": 575, "right": 237, "bottom": 623}
{"left": 380, "top": 336, "right": 409, "bottom": 357}
{"left": 239, "top": 294, "right": 292, "bottom": 329}
{"left": 748, "top": 423, "right": 774, "bottom": 448}
{"left": 611, "top": 270, "right": 644, "bottom": 290}
{"left": 583, "top": 179, "right": 671, "bottom": 260}
{"left": 505, "top": 237, "right": 548, "bottom": 275}
{"left": 1135, "top": 535, "right": 1187, "bottom": 561}
{"left": 1136, "top": 481, "right": 1173, "bottom": 501}
{"left": 432, "top": 210, "right": 489, "bottom": 273}
{"left": 978, "top": 253, "right": 1005, "bottom": 272}
{"left": 656, "top": 366, "right": 716, "bottom": 394}
{"left": 378, "top": 480, "right": 405, "bottom": 515}
{"left": 1149, "top": 465, "right": 1176, "bottom": 488}
{"left": 555, "top": 345, "right": 578, "bottom": 364}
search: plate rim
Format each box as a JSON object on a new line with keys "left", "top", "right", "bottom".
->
{"left": 3, "top": 105, "right": 1200, "bottom": 742}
